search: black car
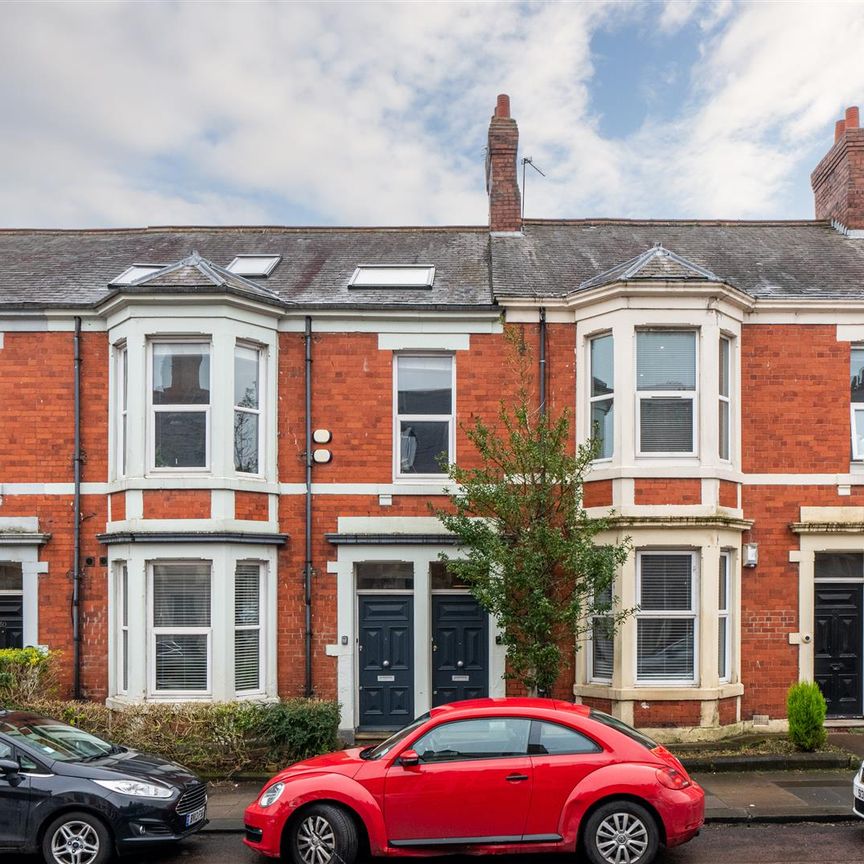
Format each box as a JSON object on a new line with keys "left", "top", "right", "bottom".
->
{"left": 0, "top": 710, "right": 207, "bottom": 864}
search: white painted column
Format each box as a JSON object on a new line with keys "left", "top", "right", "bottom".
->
{"left": 413, "top": 550, "right": 432, "bottom": 717}
{"left": 700, "top": 542, "right": 721, "bottom": 691}
{"left": 211, "top": 547, "right": 231, "bottom": 700}
{"left": 126, "top": 554, "right": 148, "bottom": 701}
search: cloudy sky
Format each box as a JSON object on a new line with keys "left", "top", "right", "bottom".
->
{"left": 2, "top": 0, "right": 863, "bottom": 228}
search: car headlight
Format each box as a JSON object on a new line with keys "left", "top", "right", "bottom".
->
{"left": 259, "top": 782, "right": 286, "bottom": 808}
{"left": 92, "top": 779, "right": 174, "bottom": 798}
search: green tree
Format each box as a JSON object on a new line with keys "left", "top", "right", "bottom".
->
{"left": 436, "top": 330, "right": 632, "bottom": 696}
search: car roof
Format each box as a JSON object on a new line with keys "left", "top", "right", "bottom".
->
{"left": 428, "top": 697, "right": 591, "bottom": 720}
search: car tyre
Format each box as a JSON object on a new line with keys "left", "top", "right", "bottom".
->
{"left": 583, "top": 799, "right": 659, "bottom": 864}
{"left": 41, "top": 810, "right": 112, "bottom": 864}
{"left": 288, "top": 803, "right": 358, "bottom": 864}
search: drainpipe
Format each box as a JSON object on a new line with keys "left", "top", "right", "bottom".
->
{"left": 72, "top": 317, "right": 83, "bottom": 700}
{"left": 304, "top": 316, "right": 314, "bottom": 697}
{"left": 538, "top": 307, "right": 547, "bottom": 416}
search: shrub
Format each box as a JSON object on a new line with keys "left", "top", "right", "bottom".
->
{"left": 787, "top": 681, "right": 827, "bottom": 751}
{"left": 11, "top": 698, "right": 340, "bottom": 778}
{"left": 0, "top": 647, "right": 59, "bottom": 704}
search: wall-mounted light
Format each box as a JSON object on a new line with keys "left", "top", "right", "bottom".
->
{"left": 743, "top": 543, "right": 758, "bottom": 568}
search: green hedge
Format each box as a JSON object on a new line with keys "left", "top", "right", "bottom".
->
{"left": 787, "top": 681, "right": 827, "bottom": 752}
{"left": 13, "top": 698, "right": 341, "bottom": 777}
{"left": 0, "top": 647, "right": 59, "bottom": 703}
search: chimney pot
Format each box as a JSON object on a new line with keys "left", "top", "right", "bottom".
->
{"left": 812, "top": 104, "right": 864, "bottom": 230}
{"left": 846, "top": 106, "right": 860, "bottom": 129}
{"left": 495, "top": 94, "right": 510, "bottom": 119}
{"left": 835, "top": 119, "right": 846, "bottom": 143}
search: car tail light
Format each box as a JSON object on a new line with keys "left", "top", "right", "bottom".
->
{"left": 656, "top": 767, "right": 691, "bottom": 790}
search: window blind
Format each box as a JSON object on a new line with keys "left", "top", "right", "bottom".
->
{"left": 639, "top": 555, "right": 692, "bottom": 610}
{"left": 636, "top": 331, "right": 696, "bottom": 391}
{"left": 235, "top": 563, "right": 261, "bottom": 692}
{"left": 639, "top": 398, "right": 693, "bottom": 452}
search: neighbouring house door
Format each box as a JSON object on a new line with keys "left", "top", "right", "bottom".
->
{"left": 0, "top": 595, "right": 23, "bottom": 649}
{"left": 358, "top": 596, "right": 413, "bottom": 730}
{"left": 815, "top": 583, "right": 863, "bottom": 717}
{"left": 432, "top": 595, "right": 488, "bottom": 706}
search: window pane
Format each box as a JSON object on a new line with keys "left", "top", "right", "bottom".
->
{"left": 397, "top": 356, "right": 452, "bottom": 414}
{"left": 413, "top": 717, "right": 531, "bottom": 762}
{"left": 235, "top": 565, "right": 260, "bottom": 626}
{"left": 591, "top": 335, "right": 613, "bottom": 396}
{"left": 719, "top": 400, "right": 730, "bottom": 460}
{"left": 854, "top": 408, "right": 864, "bottom": 458}
{"left": 234, "top": 411, "right": 259, "bottom": 473}
{"left": 591, "top": 399, "right": 613, "bottom": 458}
{"left": 718, "top": 557, "right": 728, "bottom": 611}
{"left": 153, "top": 565, "right": 211, "bottom": 627}
{"left": 718, "top": 619, "right": 727, "bottom": 680}
{"left": 0, "top": 563, "right": 23, "bottom": 592}
{"left": 636, "top": 332, "right": 696, "bottom": 391}
{"left": 235, "top": 630, "right": 260, "bottom": 691}
{"left": 719, "top": 338, "right": 730, "bottom": 397}
{"left": 400, "top": 420, "right": 449, "bottom": 474}
{"left": 852, "top": 348, "right": 864, "bottom": 404}
{"left": 153, "top": 344, "right": 210, "bottom": 405}
{"left": 639, "top": 398, "right": 693, "bottom": 452}
{"left": 640, "top": 554, "right": 692, "bottom": 610}
{"left": 155, "top": 634, "right": 208, "bottom": 691}
{"left": 429, "top": 560, "right": 468, "bottom": 590}
{"left": 356, "top": 561, "right": 413, "bottom": 590}
{"left": 155, "top": 412, "right": 207, "bottom": 468}
{"left": 533, "top": 722, "right": 600, "bottom": 755}
{"left": 235, "top": 346, "right": 259, "bottom": 409}
{"left": 592, "top": 618, "right": 614, "bottom": 680}
{"left": 815, "top": 552, "right": 864, "bottom": 579}
{"left": 122, "top": 631, "right": 128, "bottom": 692}
{"left": 637, "top": 619, "right": 695, "bottom": 681}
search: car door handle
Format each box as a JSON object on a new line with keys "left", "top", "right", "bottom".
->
{"left": 505, "top": 773, "right": 529, "bottom": 782}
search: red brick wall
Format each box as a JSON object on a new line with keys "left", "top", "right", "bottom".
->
{"left": 719, "top": 480, "right": 738, "bottom": 509}
{"left": 110, "top": 492, "right": 125, "bottom": 522}
{"left": 634, "top": 479, "right": 701, "bottom": 505}
{"left": 719, "top": 697, "right": 738, "bottom": 727}
{"left": 812, "top": 123, "right": 864, "bottom": 230}
{"left": 741, "top": 325, "right": 848, "bottom": 473}
{"left": 633, "top": 700, "right": 702, "bottom": 729}
{"left": 583, "top": 480, "right": 613, "bottom": 508}
{"left": 235, "top": 491, "right": 269, "bottom": 521}
{"left": 142, "top": 490, "right": 211, "bottom": 520}
{"left": 580, "top": 697, "right": 612, "bottom": 713}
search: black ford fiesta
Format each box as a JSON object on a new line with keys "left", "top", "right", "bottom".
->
{"left": 0, "top": 710, "right": 207, "bottom": 864}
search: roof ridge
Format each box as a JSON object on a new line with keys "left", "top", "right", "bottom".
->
{"left": 523, "top": 218, "right": 831, "bottom": 227}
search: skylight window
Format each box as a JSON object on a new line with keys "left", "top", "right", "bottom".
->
{"left": 112, "top": 264, "right": 164, "bottom": 285}
{"left": 349, "top": 265, "right": 435, "bottom": 288}
{"left": 227, "top": 255, "right": 281, "bottom": 277}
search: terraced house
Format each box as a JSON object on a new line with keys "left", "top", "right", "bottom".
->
{"left": 2, "top": 97, "right": 864, "bottom": 741}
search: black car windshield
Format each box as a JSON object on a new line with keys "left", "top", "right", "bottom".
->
{"left": 361, "top": 713, "right": 430, "bottom": 760}
{"left": 0, "top": 716, "right": 115, "bottom": 762}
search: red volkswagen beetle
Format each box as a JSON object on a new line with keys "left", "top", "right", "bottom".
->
{"left": 244, "top": 698, "right": 703, "bottom": 864}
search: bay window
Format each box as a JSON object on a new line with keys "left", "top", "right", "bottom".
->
{"left": 719, "top": 336, "right": 731, "bottom": 461}
{"left": 851, "top": 347, "right": 864, "bottom": 460}
{"left": 396, "top": 355, "right": 454, "bottom": 477}
{"left": 718, "top": 552, "right": 730, "bottom": 682}
{"left": 118, "top": 564, "right": 128, "bottom": 693}
{"left": 589, "top": 583, "right": 614, "bottom": 682}
{"left": 116, "top": 344, "right": 128, "bottom": 477}
{"left": 151, "top": 342, "right": 211, "bottom": 470}
{"left": 234, "top": 562, "right": 264, "bottom": 693}
{"left": 234, "top": 344, "right": 263, "bottom": 474}
{"left": 636, "top": 551, "right": 697, "bottom": 684}
{"left": 636, "top": 331, "right": 697, "bottom": 455}
{"left": 589, "top": 334, "right": 614, "bottom": 459}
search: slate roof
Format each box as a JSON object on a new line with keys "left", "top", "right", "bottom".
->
{"left": 0, "top": 227, "right": 494, "bottom": 310}
{"left": 492, "top": 220, "right": 864, "bottom": 300}
{"left": 578, "top": 244, "right": 720, "bottom": 291}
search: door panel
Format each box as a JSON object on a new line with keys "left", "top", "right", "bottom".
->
{"left": 0, "top": 595, "right": 23, "bottom": 650}
{"left": 0, "top": 740, "right": 29, "bottom": 848}
{"left": 432, "top": 596, "right": 488, "bottom": 706}
{"left": 814, "top": 584, "right": 862, "bottom": 717}
{"left": 358, "top": 596, "right": 413, "bottom": 730}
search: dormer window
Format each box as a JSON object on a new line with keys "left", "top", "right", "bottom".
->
{"left": 349, "top": 265, "right": 435, "bottom": 288}
{"left": 226, "top": 255, "right": 281, "bottom": 277}
{"left": 112, "top": 264, "right": 164, "bottom": 285}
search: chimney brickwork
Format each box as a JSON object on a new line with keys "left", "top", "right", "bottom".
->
{"left": 487, "top": 94, "right": 522, "bottom": 233}
{"left": 812, "top": 105, "right": 864, "bottom": 231}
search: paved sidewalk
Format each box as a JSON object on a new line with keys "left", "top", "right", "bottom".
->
{"left": 202, "top": 768, "right": 863, "bottom": 832}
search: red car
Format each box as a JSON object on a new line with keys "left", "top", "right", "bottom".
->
{"left": 244, "top": 698, "right": 703, "bottom": 864}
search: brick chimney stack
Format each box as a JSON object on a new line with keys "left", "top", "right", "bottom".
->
{"left": 811, "top": 105, "right": 864, "bottom": 232}
{"left": 487, "top": 94, "right": 522, "bottom": 233}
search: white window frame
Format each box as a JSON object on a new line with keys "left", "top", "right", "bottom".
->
{"left": 718, "top": 551, "right": 731, "bottom": 683}
{"left": 635, "top": 330, "right": 698, "bottom": 458}
{"left": 852, "top": 346, "right": 864, "bottom": 461}
{"left": 148, "top": 339, "right": 212, "bottom": 474}
{"left": 635, "top": 550, "right": 699, "bottom": 686}
{"left": 147, "top": 561, "right": 213, "bottom": 698}
{"left": 588, "top": 333, "right": 614, "bottom": 462}
{"left": 234, "top": 341, "right": 265, "bottom": 477}
{"left": 116, "top": 563, "right": 129, "bottom": 695}
{"left": 234, "top": 561, "right": 266, "bottom": 696}
{"left": 719, "top": 335, "right": 731, "bottom": 462}
{"left": 588, "top": 585, "right": 614, "bottom": 683}
{"left": 393, "top": 353, "right": 456, "bottom": 480}
{"left": 116, "top": 343, "right": 128, "bottom": 478}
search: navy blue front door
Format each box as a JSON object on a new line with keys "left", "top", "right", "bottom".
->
{"left": 432, "top": 595, "right": 488, "bottom": 706}
{"left": 358, "top": 596, "right": 413, "bottom": 730}
{"left": 0, "top": 595, "right": 23, "bottom": 649}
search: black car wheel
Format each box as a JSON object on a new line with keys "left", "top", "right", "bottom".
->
{"left": 583, "top": 800, "right": 659, "bottom": 864}
{"left": 42, "top": 811, "right": 112, "bottom": 864}
{"left": 288, "top": 803, "right": 358, "bottom": 864}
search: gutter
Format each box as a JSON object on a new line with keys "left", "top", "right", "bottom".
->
{"left": 72, "top": 317, "right": 83, "bottom": 700}
{"left": 304, "top": 316, "right": 314, "bottom": 698}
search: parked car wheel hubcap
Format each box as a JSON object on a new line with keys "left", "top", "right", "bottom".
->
{"left": 297, "top": 815, "right": 337, "bottom": 864}
{"left": 51, "top": 821, "right": 100, "bottom": 864}
{"left": 595, "top": 812, "right": 649, "bottom": 864}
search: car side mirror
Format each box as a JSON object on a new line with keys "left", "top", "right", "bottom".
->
{"left": 0, "top": 758, "right": 21, "bottom": 782}
{"left": 399, "top": 749, "right": 420, "bottom": 767}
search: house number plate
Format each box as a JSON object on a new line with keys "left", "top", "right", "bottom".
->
{"left": 451, "top": 674, "right": 470, "bottom": 682}
{"left": 377, "top": 675, "right": 395, "bottom": 682}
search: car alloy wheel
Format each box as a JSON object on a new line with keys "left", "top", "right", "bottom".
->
{"left": 289, "top": 804, "right": 358, "bottom": 864}
{"left": 584, "top": 800, "right": 659, "bottom": 864}
{"left": 43, "top": 812, "right": 110, "bottom": 864}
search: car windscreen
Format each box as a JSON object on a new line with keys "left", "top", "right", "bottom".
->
{"left": 0, "top": 716, "right": 116, "bottom": 763}
{"left": 589, "top": 709, "right": 659, "bottom": 751}
{"left": 361, "top": 713, "right": 431, "bottom": 760}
